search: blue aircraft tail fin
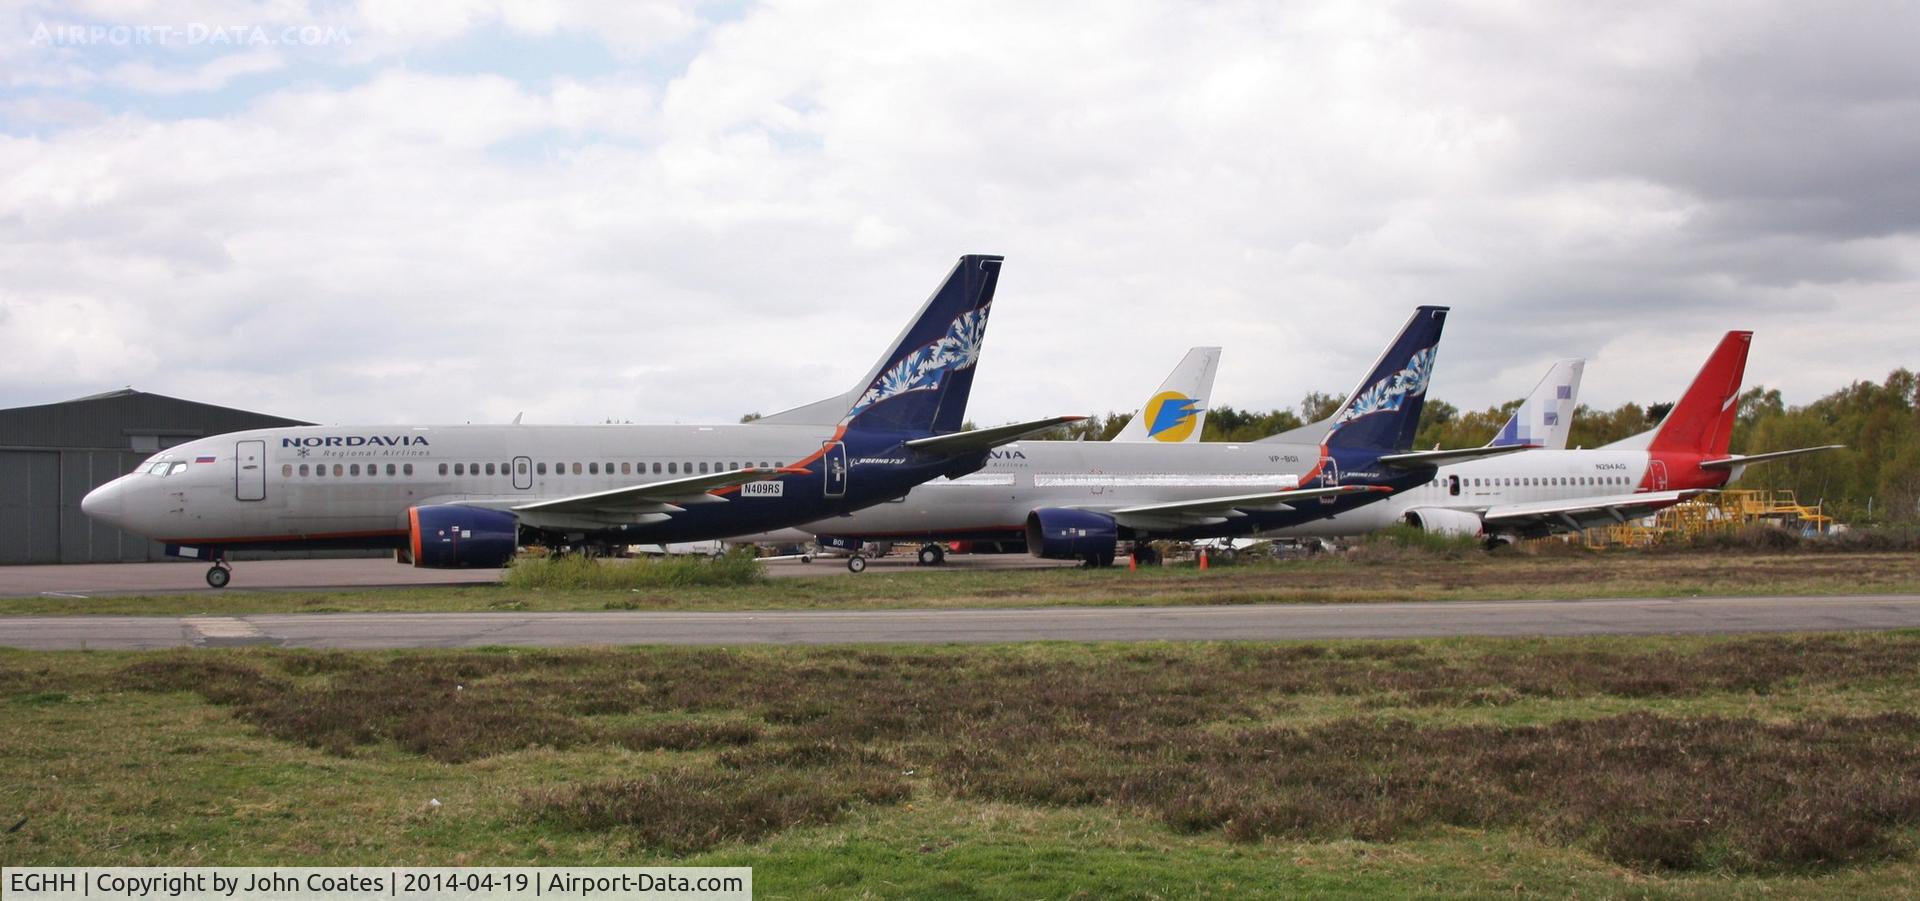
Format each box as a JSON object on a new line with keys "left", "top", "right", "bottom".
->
{"left": 750, "top": 255, "right": 1003, "bottom": 434}
{"left": 1323, "top": 306, "right": 1449, "bottom": 452}
{"left": 839, "top": 254, "right": 1002, "bottom": 433}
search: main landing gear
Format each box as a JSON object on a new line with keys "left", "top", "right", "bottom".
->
{"left": 916, "top": 543, "right": 947, "bottom": 567}
{"left": 205, "top": 559, "right": 232, "bottom": 589}
{"left": 846, "top": 555, "right": 868, "bottom": 573}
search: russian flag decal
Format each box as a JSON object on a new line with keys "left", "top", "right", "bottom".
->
{"left": 195, "top": 455, "right": 217, "bottom": 464}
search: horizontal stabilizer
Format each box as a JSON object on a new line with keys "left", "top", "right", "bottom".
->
{"left": 1378, "top": 444, "right": 1535, "bottom": 469}
{"left": 1698, "top": 445, "right": 1845, "bottom": 470}
{"left": 513, "top": 466, "right": 806, "bottom": 516}
{"left": 904, "top": 416, "right": 1087, "bottom": 455}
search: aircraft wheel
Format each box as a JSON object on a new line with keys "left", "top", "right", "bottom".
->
{"left": 917, "top": 544, "right": 946, "bottom": 566}
{"left": 205, "top": 565, "right": 231, "bottom": 589}
{"left": 847, "top": 555, "right": 867, "bottom": 573}
{"left": 800, "top": 555, "right": 813, "bottom": 564}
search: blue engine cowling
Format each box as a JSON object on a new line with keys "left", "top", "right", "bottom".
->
{"left": 1024, "top": 508, "right": 1119, "bottom": 560}
{"left": 408, "top": 505, "right": 519, "bottom": 568}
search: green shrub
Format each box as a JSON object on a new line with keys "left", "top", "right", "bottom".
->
{"left": 502, "top": 549, "right": 763, "bottom": 590}
{"left": 1347, "top": 523, "right": 1481, "bottom": 562}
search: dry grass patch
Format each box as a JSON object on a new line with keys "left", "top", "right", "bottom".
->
{"left": 91, "top": 633, "right": 1920, "bottom": 870}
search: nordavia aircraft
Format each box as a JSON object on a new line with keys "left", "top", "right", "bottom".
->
{"left": 1264, "top": 332, "right": 1841, "bottom": 542}
{"left": 80, "top": 255, "right": 1082, "bottom": 587}
{"left": 802, "top": 306, "right": 1528, "bottom": 569}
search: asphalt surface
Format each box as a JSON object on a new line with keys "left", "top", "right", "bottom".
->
{"left": 5, "top": 594, "right": 1919, "bottom": 650}
{"left": 0, "top": 553, "right": 1068, "bottom": 597}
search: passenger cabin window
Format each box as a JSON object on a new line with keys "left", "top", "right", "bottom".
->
{"left": 486, "top": 463, "right": 496, "bottom": 476}
{"left": 589, "top": 462, "right": 599, "bottom": 475}
{"left": 387, "top": 464, "right": 397, "bottom": 475}
{"left": 350, "top": 464, "right": 360, "bottom": 476}
{"left": 282, "top": 464, "right": 293, "bottom": 477}
{"left": 454, "top": 463, "right": 465, "bottom": 475}
{"left": 653, "top": 462, "right": 662, "bottom": 474}
{"left": 621, "top": 462, "right": 631, "bottom": 475}
{"left": 315, "top": 465, "right": 326, "bottom": 478}
{"left": 439, "top": 464, "right": 449, "bottom": 476}
{"left": 570, "top": 462, "right": 581, "bottom": 475}
{"left": 332, "top": 464, "right": 343, "bottom": 476}
{"left": 668, "top": 462, "right": 677, "bottom": 474}
{"left": 536, "top": 462, "right": 547, "bottom": 475}
{"left": 403, "top": 464, "right": 413, "bottom": 475}
{"left": 298, "top": 464, "right": 310, "bottom": 477}
{"left": 699, "top": 462, "right": 710, "bottom": 474}
{"left": 517, "top": 461, "right": 528, "bottom": 474}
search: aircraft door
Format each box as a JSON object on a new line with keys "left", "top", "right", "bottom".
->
{"left": 1448, "top": 474, "right": 1461, "bottom": 497}
{"left": 512, "top": 456, "right": 532, "bottom": 490}
{"left": 1648, "top": 459, "right": 1669, "bottom": 491}
{"left": 1317, "top": 455, "right": 1340, "bottom": 504}
{"left": 823, "top": 442, "right": 848, "bottom": 498}
{"left": 236, "top": 440, "right": 266, "bottom": 501}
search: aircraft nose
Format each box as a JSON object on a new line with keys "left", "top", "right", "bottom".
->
{"left": 81, "top": 478, "right": 127, "bottom": 527}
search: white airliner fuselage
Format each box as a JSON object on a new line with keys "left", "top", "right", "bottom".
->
{"left": 84, "top": 423, "right": 858, "bottom": 549}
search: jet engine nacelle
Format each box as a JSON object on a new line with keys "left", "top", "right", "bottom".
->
{"left": 1024, "top": 508, "right": 1119, "bottom": 560}
{"left": 1401, "top": 507, "right": 1485, "bottom": 537}
{"left": 408, "top": 505, "right": 519, "bottom": 568}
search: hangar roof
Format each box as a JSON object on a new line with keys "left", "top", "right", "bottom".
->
{"left": 0, "top": 388, "right": 312, "bottom": 451}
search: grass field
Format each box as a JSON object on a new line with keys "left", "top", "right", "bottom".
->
{"left": 3, "top": 549, "right": 1918, "bottom": 617}
{"left": 5, "top": 633, "right": 1920, "bottom": 896}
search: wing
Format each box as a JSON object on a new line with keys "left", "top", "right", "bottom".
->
{"left": 509, "top": 466, "right": 804, "bottom": 529}
{"left": 1480, "top": 488, "right": 1711, "bottom": 534}
{"left": 1378, "top": 445, "right": 1536, "bottom": 469}
{"left": 903, "top": 416, "right": 1087, "bottom": 455}
{"left": 1100, "top": 485, "right": 1389, "bottom": 530}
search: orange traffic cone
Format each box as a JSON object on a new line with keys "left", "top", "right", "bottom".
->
{"left": 1199, "top": 548, "right": 1209, "bottom": 570}
{"left": 1127, "top": 553, "right": 1137, "bottom": 572}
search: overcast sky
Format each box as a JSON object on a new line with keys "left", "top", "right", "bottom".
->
{"left": 3, "top": 1, "right": 1916, "bottom": 427}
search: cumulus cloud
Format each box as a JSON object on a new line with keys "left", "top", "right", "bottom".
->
{"left": 0, "top": 0, "right": 1915, "bottom": 428}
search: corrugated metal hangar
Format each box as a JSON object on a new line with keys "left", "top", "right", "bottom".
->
{"left": 0, "top": 389, "right": 310, "bottom": 564}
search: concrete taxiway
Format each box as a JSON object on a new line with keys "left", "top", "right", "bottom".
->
{"left": 0, "top": 554, "right": 1068, "bottom": 598}
{"left": 4, "top": 594, "right": 1918, "bottom": 651}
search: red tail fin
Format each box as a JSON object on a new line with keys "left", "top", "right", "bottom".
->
{"left": 1647, "top": 331, "right": 1751, "bottom": 456}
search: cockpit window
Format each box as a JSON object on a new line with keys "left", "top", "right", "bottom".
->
{"left": 167, "top": 462, "right": 189, "bottom": 476}
{"left": 147, "top": 462, "right": 170, "bottom": 475}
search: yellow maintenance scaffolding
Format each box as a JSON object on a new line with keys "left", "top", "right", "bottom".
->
{"left": 1565, "top": 490, "right": 1837, "bottom": 548}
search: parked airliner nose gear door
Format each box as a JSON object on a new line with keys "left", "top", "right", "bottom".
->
{"left": 824, "top": 442, "right": 848, "bottom": 498}
{"left": 236, "top": 440, "right": 265, "bottom": 501}
{"left": 513, "top": 456, "right": 532, "bottom": 490}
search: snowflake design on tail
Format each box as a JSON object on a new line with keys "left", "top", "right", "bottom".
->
{"left": 1335, "top": 346, "right": 1436, "bottom": 424}
{"left": 846, "top": 304, "right": 991, "bottom": 421}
